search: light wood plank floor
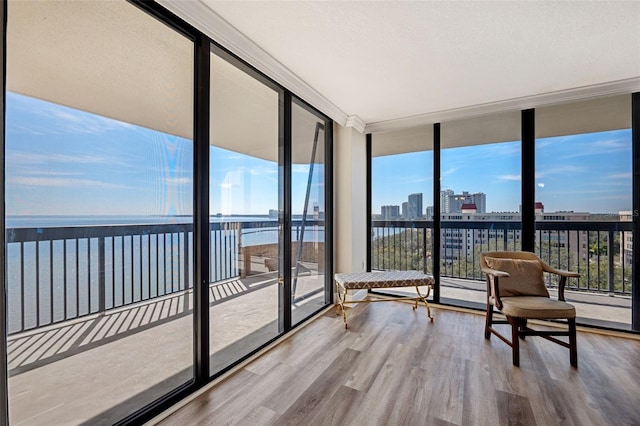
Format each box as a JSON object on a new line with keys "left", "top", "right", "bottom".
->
{"left": 157, "top": 300, "right": 640, "bottom": 426}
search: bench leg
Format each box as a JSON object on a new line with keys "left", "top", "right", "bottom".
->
{"left": 335, "top": 282, "right": 349, "bottom": 329}
{"left": 415, "top": 285, "right": 434, "bottom": 322}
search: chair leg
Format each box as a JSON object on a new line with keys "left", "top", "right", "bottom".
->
{"left": 568, "top": 317, "right": 578, "bottom": 368}
{"left": 485, "top": 303, "right": 493, "bottom": 339}
{"left": 508, "top": 316, "right": 520, "bottom": 367}
{"left": 519, "top": 319, "right": 527, "bottom": 340}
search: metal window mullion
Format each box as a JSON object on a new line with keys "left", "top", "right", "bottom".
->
{"left": 433, "top": 123, "right": 441, "bottom": 302}
{"left": 194, "top": 32, "right": 210, "bottom": 382}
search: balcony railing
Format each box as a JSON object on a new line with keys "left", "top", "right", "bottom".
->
{"left": 372, "top": 219, "right": 633, "bottom": 296}
{"left": 6, "top": 219, "right": 323, "bottom": 335}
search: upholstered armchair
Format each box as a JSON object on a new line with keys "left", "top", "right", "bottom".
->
{"left": 480, "top": 251, "right": 580, "bottom": 367}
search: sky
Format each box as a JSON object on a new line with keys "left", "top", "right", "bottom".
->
{"left": 5, "top": 92, "right": 322, "bottom": 217}
{"left": 6, "top": 92, "right": 632, "bottom": 218}
{"left": 373, "top": 128, "right": 632, "bottom": 215}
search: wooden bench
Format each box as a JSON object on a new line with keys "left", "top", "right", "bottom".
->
{"left": 334, "top": 271, "right": 435, "bottom": 329}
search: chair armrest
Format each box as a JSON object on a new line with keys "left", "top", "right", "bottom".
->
{"left": 480, "top": 267, "right": 509, "bottom": 278}
{"left": 541, "top": 263, "right": 580, "bottom": 301}
{"left": 542, "top": 262, "right": 580, "bottom": 302}
{"left": 541, "top": 262, "right": 580, "bottom": 278}
{"left": 482, "top": 268, "right": 509, "bottom": 310}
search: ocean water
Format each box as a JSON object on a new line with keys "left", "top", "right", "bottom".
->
{"left": 5, "top": 215, "right": 324, "bottom": 334}
{"left": 6, "top": 214, "right": 272, "bottom": 228}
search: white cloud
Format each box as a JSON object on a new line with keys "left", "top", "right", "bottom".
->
{"left": 165, "top": 177, "right": 192, "bottom": 185}
{"left": 441, "top": 167, "right": 458, "bottom": 176}
{"left": 9, "top": 93, "right": 135, "bottom": 136}
{"left": 8, "top": 151, "right": 118, "bottom": 166}
{"left": 405, "top": 177, "right": 431, "bottom": 184}
{"left": 607, "top": 172, "right": 632, "bottom": 179}
{"left": 7, "top": 176, "right": 127, "bottom": 189}
{"left": 535, "top": 164, "right": 586, "bottom": 178}
{"left": 497, "top": 174, "right": 521, "bottom": 181}
{"left": 559, "top": 137, "right": 630, "bottom": 160}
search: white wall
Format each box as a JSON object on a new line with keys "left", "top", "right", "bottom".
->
{"left": 333, "top": 123, "right": 367, "bottom": 275}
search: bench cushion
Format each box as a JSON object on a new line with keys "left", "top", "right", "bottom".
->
{"left": 335, "top": 271, "right": 434, "bottom": 290}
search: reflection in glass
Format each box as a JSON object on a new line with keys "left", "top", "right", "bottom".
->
{"left": 209, "top": 50, "right": 280, "bottom": 375}
{"left": 291, "top": 101, "right": 328, "bottom": 325}
{"left": 5, "top": 2, "right": 194, "bottom": 423}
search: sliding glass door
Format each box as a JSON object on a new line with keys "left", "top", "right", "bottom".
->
{"left": 207, "top": 48, "right": 333, "bottom": 376}
{"left": 208, "top": 47, "right": 283, "bottom": 375}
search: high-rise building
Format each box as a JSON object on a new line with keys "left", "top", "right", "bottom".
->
{"left": 441, "top": 189, "right": 454, "bottom": 213}
{"left": 401, "top": 202, "right": 409, "bottom": 218}
{"left": 620, "top": 211, "right": 633, "bottom": 266}
{"left": 425, "top": 206, "right": 434, "bottom": 220}
{"left": 442, "top": 190, "right": 486, "bottom": 213}
{"left": 381, "top": 205, "right": 400, "bottom": 219}
{"left": 407, "top": 193, "right": 423, "bottom": 219}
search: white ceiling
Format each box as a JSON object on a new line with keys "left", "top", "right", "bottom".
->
{"left": 166, "top": 0, "right": 640, "bottom": 131}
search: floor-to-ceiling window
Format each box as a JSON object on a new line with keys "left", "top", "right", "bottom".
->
{"left": 370, "top": 125, "right": 434, "bottom": 297}
{"left": 439, "top": 112, "right": 521, "bottom": 305}
{"left": 208, "top": 47, "right": 282, "bottom": 375}
{"left": 5, "top": 1, "right": 194, "bottom": 423}
{"left": 535, "top": 95, "right": 633, "bottom": 328}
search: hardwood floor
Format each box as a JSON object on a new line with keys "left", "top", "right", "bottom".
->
{"left": 156, "top": 300, "right": 640, "bottom": 426}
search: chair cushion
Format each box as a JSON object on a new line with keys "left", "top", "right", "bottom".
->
{"left": 485, "top": 257, "right": 549, "bottom": 297}
{"left": 498, "top": 296, "right": 576, "bottom": 319}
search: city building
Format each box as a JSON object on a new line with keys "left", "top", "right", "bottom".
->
{"left": 443, "top": 190, "right": 487, "bottom": 213}
{"left": 381, "top": 205, "right": 400, "bottom": 219}
{"left": 440, "top": 206, "right": 590, "bottom": 265}
{"left": 425, "top": 205, "right": 434, "bottom": 220}
{"left": 440, "top": 189, "right": 454, "bottom": 213}
{"left": 407, "top": 193, "right": 423, "bottom": 219}
{"left": 621, "top": 211, "right": 633, "bottom": 265}
{"left": 401, "top": 201, "right": 409, "bottom": 219}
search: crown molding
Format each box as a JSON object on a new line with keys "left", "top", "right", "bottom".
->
{"left": 365, "top": 77, "right": 640, "bottom": 133}
{"left": 158, "top": 0, "right": 349, "bottom": 126}
{"left": 345, "top": 115, "right": 366, "bottom": 133}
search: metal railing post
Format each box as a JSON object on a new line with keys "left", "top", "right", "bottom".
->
{"left": 423, "top": 227, "right": 427, "bottom": 274}
{"left": 98, "top": 236, "right": 106, "bottom": 313}
{"left": 184, "top": 230, "right": 190, "bottom": 289}
{"left": 608, "top": 229, "right": 615, "bottom": 294}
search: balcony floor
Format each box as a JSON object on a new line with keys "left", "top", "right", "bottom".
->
{"left": 6, "top": 275, "right": 635, "bottom": 425}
